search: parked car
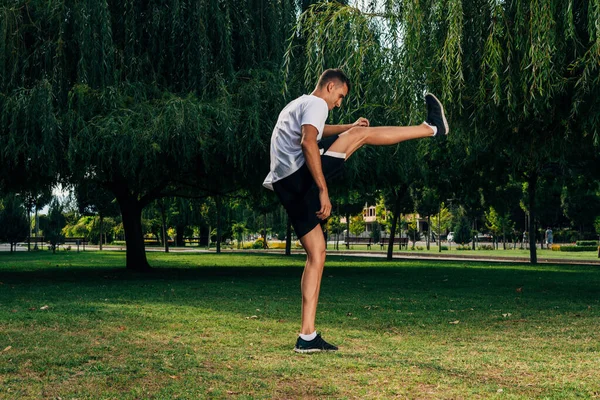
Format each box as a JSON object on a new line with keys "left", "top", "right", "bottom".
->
{"left": 475, "top": 233, "right": 493, "bottom": 242}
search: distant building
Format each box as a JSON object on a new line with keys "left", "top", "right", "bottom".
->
{"left": 341, "top": 203, "right": 427, "bottom": 236}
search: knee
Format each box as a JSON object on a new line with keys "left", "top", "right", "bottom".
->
{"left": 307, "top": 247, "right": 326, "bottom": 265}
{"left": 344, "top": 126, "right": 370, "bottom": 146}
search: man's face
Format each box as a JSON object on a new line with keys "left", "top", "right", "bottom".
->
{"left": 325, "top": 81, "right": 349, "bottom": 110}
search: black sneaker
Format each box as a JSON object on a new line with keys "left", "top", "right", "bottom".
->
{"left": 294, "top": 333, "right": 338, "bottom": 353}
{"left": 425, "top": 93, "right": 449, "bottom": 137}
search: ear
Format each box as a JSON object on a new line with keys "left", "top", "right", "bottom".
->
{"left": 327, "top": 81, "right": 336, "bottom": 93}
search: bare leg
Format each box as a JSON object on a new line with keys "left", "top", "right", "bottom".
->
{"left": 298, "top": 224, "right": 327, "bottom": 334}
{"left": 326, "top": 123, "right": 434, "bottom": 159}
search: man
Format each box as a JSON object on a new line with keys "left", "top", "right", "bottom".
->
{"left": 263, "top": 69, "right": 449, "bottom": 353}
{"left": 545, "top": 227, "right": 553, "bottom": 247}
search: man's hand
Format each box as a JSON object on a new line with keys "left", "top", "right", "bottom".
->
{"left": 353, "top": 117, "right": 370, "bottom": 127}
{"left": 316, "top": 190, "right": 332, "bottom": 220}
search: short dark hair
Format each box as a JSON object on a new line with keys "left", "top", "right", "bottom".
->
{"left": 317, "top": 69, "right": 351, "bottom": 93}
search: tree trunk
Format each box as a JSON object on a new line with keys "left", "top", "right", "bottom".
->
{"left": 472, "top": 220, "right": 476, "bottom": 250}
{"left": 99, "top": 214, "right": 104, "bottom": 251}
{"left": 216, "top": 197, "right": 222, "bottom": 254}
{"left": 345, "top": 212, "right": 350, "bottom": 246}
{"left": 116, "top": 193, "right": 150, "bottom": 271}
{"left": 262, "top": 214, "right": 268, "bottom": 249}
{"left": 159, "top": 201, "right": 169, "bottom": 253}
{"left": 426, "top": 215, "right": 431, "bottom": 250}
{"left": 176, "top": 225, "right": 185, "bottom": 247}
{"left": 528, "top": 172, "right": 538, "bottom": 264}
{"left": 34, "top": 207, "right": 39, "bottom": 250}
{"left": 387, "top": 191, "right": 401, "bottom": 261}
{"left": 27, "top": 209, "right": 32, "bottom": 251}
{"left": 438, "top": 210, "right": 442, "bottom": 253}
{"left": 285, "top": 217, "right": 292, "bottom": 256}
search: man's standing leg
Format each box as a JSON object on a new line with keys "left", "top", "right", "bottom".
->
{"left": 299, "top": 224, "right": 326, "bottom": 335}
{"left": 294, "top": 224, "right": 338, "bottom": 353}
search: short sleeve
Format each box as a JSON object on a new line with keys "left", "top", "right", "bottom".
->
{"left": 300, "top": 97, "right": 329, "bottom": 139}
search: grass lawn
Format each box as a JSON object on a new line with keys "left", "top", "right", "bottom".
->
{"left": 1, "top": 251, "right": 599, "bottom": 399}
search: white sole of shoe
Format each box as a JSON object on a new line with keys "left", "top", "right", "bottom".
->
{"left": 294, "top": 348, "right": 337, "bottom": 353}
{"left": 426, "top": 93, "right": 450, "bottom": 135}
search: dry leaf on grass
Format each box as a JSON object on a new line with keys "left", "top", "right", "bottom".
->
{"left": 516, "top": 287, "right": 523, "bottom": 293}
{"left": 2, "top": 346, "right": 12, "bottom": 352}
{"left": 169, "top": 375, "right": 180, "bottom": 380}
{"left": 449, "top": 320, "right": 460, "bottom": 324}
{"left": 245, "top": 315, "right": 258, "bottom": 320}
{"left": 40, "top": 305, "right": 49, "bottom": 310}
{"left": 502, "top": 313, "right": 512, "bottom": 318}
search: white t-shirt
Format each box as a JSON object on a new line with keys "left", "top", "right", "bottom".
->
{"left": 263, "top": 94, "right": 329, "bottom": 190}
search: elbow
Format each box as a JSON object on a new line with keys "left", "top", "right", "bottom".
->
{"left": 301, "top": 138, "right": 311, "bottom": 152}
{"left": 301, "top": 140, "right": 309, "bottom": 152}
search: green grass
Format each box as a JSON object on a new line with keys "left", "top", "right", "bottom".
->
{"left": 322, "top": 243, "right": 600, "bottom": 261}
{"left": 1, "top": 251, "right": 599, "bottom": 399}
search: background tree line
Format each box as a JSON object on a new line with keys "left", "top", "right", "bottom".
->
{"left": 1, "top": 0, "right": 599, "bottom": 267}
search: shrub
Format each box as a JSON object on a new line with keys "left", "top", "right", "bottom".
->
{"left": 252, "top": 238, "right": 265, "bottom": 249}
{"left": 553, "top": 229, "right": 581, "bottom": 243}
{"left": 453, "top": 217, "right": 471, "bottom": 244}
{"left": 416, "top": 246, "right": 424, "bottom": 250}
{"left": 576, "top": 240, "right": 598, "bottom": 247}
{"left": 269, "top": 242, "right": 287, "bottom": 249}
{"left": 440, "top": 245, "right": 449, "bottom": 250}
{"left": 477, "top": 245, "right": 494, "bottom": 250}
{"left": 559, "top": 245, "right": 598, "bottom": 252}
{"left": 456, "top": 245, "right": 471, "bottom": 251}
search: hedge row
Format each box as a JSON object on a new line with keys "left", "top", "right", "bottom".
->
{"left": 576, "top": 240, "right": 599, "bottom": 246}
{"left": 559, "top": 245, "right": 598, "bottom": 252}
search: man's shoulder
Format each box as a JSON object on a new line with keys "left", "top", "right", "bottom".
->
{"left": 289, "top": 94, "right": 326, "bottom": 109}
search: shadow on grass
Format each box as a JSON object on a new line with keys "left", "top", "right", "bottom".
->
{"left": 1, "top": 252, "right": 599, "bottom": 309}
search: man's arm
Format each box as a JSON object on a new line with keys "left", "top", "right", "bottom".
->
{"left": 301, "top": 124, "right": 331, "bottom": 220}
{"left": 322, "top": 117, "right": 370, "bottom": 137}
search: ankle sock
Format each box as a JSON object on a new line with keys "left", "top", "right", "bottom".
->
{"left": 424, "top": 121, "right": 438, "bottom": 136}
{"left": 299, "top": 331, "right": 317, "bottom": 341}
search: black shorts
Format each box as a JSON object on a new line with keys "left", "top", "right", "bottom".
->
{"left": 273, "top": 135, "right": 345, "bottom": 240}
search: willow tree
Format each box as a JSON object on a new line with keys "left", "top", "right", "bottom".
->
{"left": 289, "top": 0, "right": 600, "bottom": 264}
{"left": 1, "top": 0, "right": 296, "bottom": 270}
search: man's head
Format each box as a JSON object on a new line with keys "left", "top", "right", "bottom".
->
{"left": 314, "top": 69, "right": 350, "bottom": 110}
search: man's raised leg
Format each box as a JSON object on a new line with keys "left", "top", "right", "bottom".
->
{"left": 326, "top": 93, "right": 449, "bottom": 159}
{"left": 327, "top": 123, "right": 435, "bottom": 159}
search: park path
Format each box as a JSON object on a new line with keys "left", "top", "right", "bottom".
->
{"left": 4, "top": 243, "right": 599, "bottom": 265}
{"left": 68, "top": 245, "right": 600, "bottom": 266}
